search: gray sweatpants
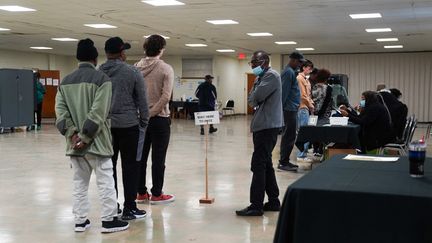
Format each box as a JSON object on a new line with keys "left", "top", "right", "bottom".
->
{"left": 70, "top": 154, "right": 117, "bottom": 224}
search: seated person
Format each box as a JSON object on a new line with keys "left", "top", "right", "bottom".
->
{"left": 378, "top": 89, "right": 408, "bottom": 141}
{"left": 340, "top": 91, "right": 394, "bottom": 154}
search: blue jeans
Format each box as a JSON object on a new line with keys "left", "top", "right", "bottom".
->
{"left": 296, "top": 108, "right": 310, "bottom": 157}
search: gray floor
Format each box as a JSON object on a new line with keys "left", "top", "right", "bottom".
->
{"left": 0, "top": 116, "right": 430, "bottom": 243}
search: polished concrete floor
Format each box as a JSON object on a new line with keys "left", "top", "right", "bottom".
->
{"left": 1, "top": 116, "right": 431, "bottom": 243}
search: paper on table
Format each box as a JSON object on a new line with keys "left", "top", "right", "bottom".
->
{"left": 343, "top": 154, "right": 399, "bottom": 162}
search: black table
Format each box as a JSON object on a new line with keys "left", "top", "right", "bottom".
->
{"left": 274, "top": 155, "right": 432, "bottom": 243}
{"left": 170, "top": 101, "right": 199, "bottom": 119}
{"left": 297, "top": 124, "right": 361, "bottom": 149}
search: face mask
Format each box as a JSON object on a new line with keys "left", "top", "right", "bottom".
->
{"left": 252, "top": 66, "right": 264, "bottom": 76}
{"left": 359, "top": 100, "right": 366, "bottom": 108}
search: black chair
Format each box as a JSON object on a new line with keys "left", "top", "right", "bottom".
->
{"left": 222, "top": 100, "right": 235, "bottom": 115}
{"left": 379, "top": 115, "right": 417, "bottom": 155}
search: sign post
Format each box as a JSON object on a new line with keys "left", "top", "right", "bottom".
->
{"left": 194, "top": 111, "right": 220, "bottom": 204}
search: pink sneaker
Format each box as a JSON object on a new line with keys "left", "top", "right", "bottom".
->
{"left": 136, "top": 192, "right": 151, "bottom": 203}
{"left": 150, "top": 194, "right": 175, "bottom": 205}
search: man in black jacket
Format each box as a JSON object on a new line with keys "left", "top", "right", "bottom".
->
{"left": 195, "top": 75, "right": 218, "bottom": 135}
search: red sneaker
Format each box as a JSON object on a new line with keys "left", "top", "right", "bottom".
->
{"left": 136, "top": 192, "right": 151, "bottom": 203}
{"left": 150, "top": 194, "right": 175, "bottom": 205}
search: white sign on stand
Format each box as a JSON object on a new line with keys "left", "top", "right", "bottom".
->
{"left": 194, "top": 111, "right": 220, "bottom": 125}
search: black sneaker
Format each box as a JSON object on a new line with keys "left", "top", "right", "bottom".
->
{"left": 209, "top": 127, "right": 218, "bottom": 133}
{"left": 101, "top": 217, "right": 129, "bottom": 233}
{"left": 121, "top": 207, "right": 147, "bottom": 220}
{"left": 278, "top": 162, "right": 298, "bottom": 172}
{"left": 235, "top": 206, "right": 264, "bottom": 216}
{"left": 263, "top": 201, "right": 281, "bottom": 211}
{"left": 75, "top": 219, "right": 91, "bottom": 232}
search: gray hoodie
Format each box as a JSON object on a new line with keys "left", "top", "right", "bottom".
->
{"left": 248, "top": 68, "right": 284, "bottom": 132}
{"left": 99, "top": 59, "right": 149, "bottom": 128}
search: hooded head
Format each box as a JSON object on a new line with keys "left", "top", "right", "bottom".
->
{"left": 76, "top": 38, "right": 98, "bottom": 63}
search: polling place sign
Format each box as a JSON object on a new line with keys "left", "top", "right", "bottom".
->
{"left": 194, "top": 111, "right": 220, "bottom": 125}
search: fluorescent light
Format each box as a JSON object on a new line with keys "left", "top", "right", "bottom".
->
{"left": 0, "top": 5, "right": 36, "bottom": 12}
{"left": 206, "top": 20, "right": 238, "bottom": 25}
{"left": 144, "top": 35, "right": 170, "bottom": 39}
{"left": 185, "top": 44, "right": 207, "bottom": 47}
{"left": 350, "top": 13, "right": 382, "bottom": 19}
{"left": 142, "top": 0, "right": 185, "bottom": 6}
{"left": 84, "top": 24, "right": 117, "bottom": 29}
{"left": 30, "top": 47, "right": 53, "bottom": 50}
{"left": 296, "top": 48, "right": 314, "bottom": 51}
{"left": 376, "top": 38, "right": 399, "bottom": 42}
{"left": 217, "top": 49, "right": 235, "bottom": 53}
{"left": 0, "top": 27, "right": 10, "bottom": 31}
{"left": 247, "top": 32, "right": 273, "bottom": 37}
{"left": 275, "top": 41, "right": 297, "bottom": 45}
{"left": 365, "top": 28, "right": 392, "bottom": 33}
{"left": 384, "top": 45, "right": 403, "bottom": 49}
{"left": 51, "top": 38, "right": 78, "bottom": 42}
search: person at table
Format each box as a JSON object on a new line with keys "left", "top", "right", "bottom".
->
{"left": 311, "top": 69, "right": 333, "bottom": 156}
{"left": 278, "top": 51, "right": 304, "bottom": 172}
{"left": 195, "top": 74, "right": 218, "bottom": 135}
{"left": 295, "top": 59, "right": 314, "bottom": 160}
{"left": 378, "top": 89, "right": 407, "bottom": 141}
{"left": 236, "top": 50, "right": 283, "bottom": 216}
{"left": 340, "top": 91, "right": 394, "bottom": 154}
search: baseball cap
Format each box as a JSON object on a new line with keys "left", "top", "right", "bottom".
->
{"left": 104, "top": 37, "right": 131, "bottom": 54}
{"left": 205, "top": 75, "right": 214, "bottom": 79}
{"left": 289, "top": 51, "right": 305, "bottom": 62}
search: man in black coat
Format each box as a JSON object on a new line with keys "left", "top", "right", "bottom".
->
{"left": 195, "top": 75, "right": 218, "bottom": 135}
{"left": 379, "top": 90, "right": 408, "bottom": 140}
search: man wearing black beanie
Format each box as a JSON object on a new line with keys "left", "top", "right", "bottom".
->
{"left": 55, "top": 38, "right": 129, "bottom": 233}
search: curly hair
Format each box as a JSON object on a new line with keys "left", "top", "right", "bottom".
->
{"left": 144, "top": 35, "right": 166, "bottom": 57}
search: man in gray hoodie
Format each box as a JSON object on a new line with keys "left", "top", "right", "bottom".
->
{"left": 236, "top": 50, "right": 283, "bottom": 216}
{"left": 99, "top": 37, "right": 149, "bottom": 220}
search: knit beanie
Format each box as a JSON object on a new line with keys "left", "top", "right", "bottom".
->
{"left": 76, "top": 38, "right": 98, "bottom": 62}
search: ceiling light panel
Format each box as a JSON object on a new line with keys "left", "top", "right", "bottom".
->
{"left": 365, "top": 28, "right": 392, "bottom": 33}
{"left": 185, "top": 44, "right": 207, "bottom": 47}
{"left": 30, "top": 47, "right": 53, "bottom": 50}
{"left": 144, "top": 35, "right": 170, "bottom": 39}
{"left": 206, "top": 20, "right": 238, "bottom": 25}
{"left": 0, "top": 27, "right": 10, "bottom": 31}
{"left": 216, "top": 49, "right": 235, "bottom": 53}
{"left": 84, "top": 24, "right": 117, "bottom": 29}
{"left": 296, "top": 48, "right": 315, "bottom": 51}
{"left": 0, "top": 5, "right": 36, "bottom": 12}
{"left": 349, "top": 13, "right": 382, "bottom": 19}
{"left": 142, "top": 0, "right": 185, "bottom": 6}
{"left": 51, "top": 38, "right": 78, "bottom": 42}
{"left": 275, "top": 41, "right": 297, "bottom": 45}
{"left": 376, "top": 38, "right": 399, "bottom": 42}
{"left": 384, "top": 45, "right": 403, "bottom": 49}
{"left": 247, "top": 32, "right": 273, "bottom": 37}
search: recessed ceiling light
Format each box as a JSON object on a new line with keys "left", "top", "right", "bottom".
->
{"left": 0, "top": 5, "right": 36, "bottom": 12}
{"left": 144, "top": 35, "right": 170, "bottom": 39}
{"left": 51, "top": 38, "right": 78, "bottom": 42}
{"left": 84, "top": 24, "right": 117, "bottom": 29}
{"left": 30, "top": 47, "right": 53, "bottom": 50}
{"left": 141, "top": 0, "right": 185, "bottom": 6}
{"left": 350, "top": 13, "right": 382, "bottom": 19}
{"left": 216, "top": 49, "right": 235, "bottom": 53}
{"left": 185, "top": 44, "right": 207, "bottom": 47}
{"left": 376, "top": 38, "right": 399, "bottom": 42}
{"left": 206, "top": 20, "right": 238, "bottom": 25}
{"left": 365, "top": 28, "right": 392, "bottom": 33}
{"left": 275, "top": 41, "right": 297, "bottom": 45}
{"left": 0, "top": 27, "right": 10, "bottom": 31}
{"left": 384, "top": 45, "right": 403, "bottom": 49}
{"left": 247, "top": 32, "right": 273, "bottom": 37}
{"left": 296, "top": 48, "right": 315, "bottom": 51}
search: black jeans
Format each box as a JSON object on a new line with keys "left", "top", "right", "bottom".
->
{"left": 138, "top": 117, "right": 171, "bottom": 197}
{"left": 250, "top": 128, "right": 280, "bottom": 210}
{"left": 279, "top": 110, "right": 298, "bottom": 165}
{"left": 35, "top": 102, "right": 43, "bottom": 126}
{"left": 111, "top": 125, "right": 140, "bottom": 210}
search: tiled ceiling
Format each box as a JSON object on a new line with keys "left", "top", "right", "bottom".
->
{"left": 0, "top": 0, "right": 431, "bottom": 56}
